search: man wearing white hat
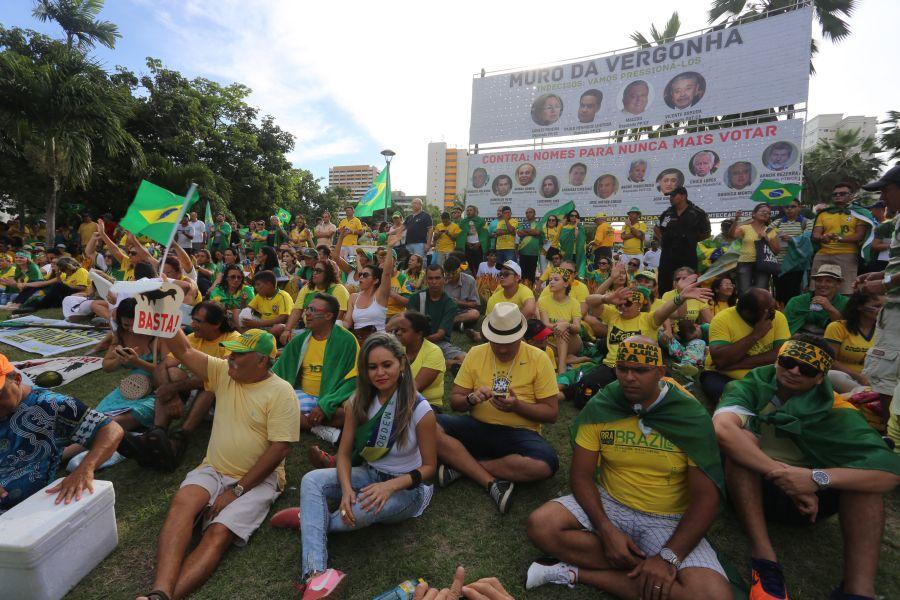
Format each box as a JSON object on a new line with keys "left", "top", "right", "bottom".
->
{"left": 486, "top": 260, "right": 537, "bottom": 319}
{"left": 435, "top": 302, "right": 560, "bottom": 514}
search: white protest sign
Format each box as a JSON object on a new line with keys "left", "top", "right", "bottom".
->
{"left": 133, "top": 282, "right": 185, "bottom": 338}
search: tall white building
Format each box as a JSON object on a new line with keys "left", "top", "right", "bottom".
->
{"left": 328, "top": 165, "right": 380, "bottom": 202}
{"left": 803, "top": 114, "right": 878, "bottom": 151}
{"left": 426, "top": 142, "right": 468, "bottom": 208}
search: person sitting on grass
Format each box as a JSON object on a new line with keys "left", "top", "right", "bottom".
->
{"left": 272, "top": 333, "right": 437, "bottom": 600}
{"left": 539, "top": 259, "right": 590, "bottom": 304}
{"left": 136, "top": 328, "right": 300, "bottom": 600}
{"left": 386, "top": 311, "right": 446, "bottom": 409}
{"left": 666, "top": 319, "right": 707, "bottom": 379}
{"left": 538, "top": 266, "right": 584, "bottom": 374}
{"left": 0, "top": 250, "right": 43, "bottom": 310}
{"left": 208, "top": 264, "right": 254, "bottom": 327}
{"left": 713, "top": 334, "right": 900, "bottom": 600}
{"left": 442, "top": 255, "right": 482, "bottom": 342}
{"left": 406, "top": 264, "right": 466, "bottom": 368}
{"left": 825, "top": 291, "right": 884, "bottom": 395}
{"left": 281, "top": 259, "right": 350, "bottom": 344}
{"left": 0, "top": 353, "right": 124, "bottom": 514}
{"left": 435, "top": 302, "right": 559, "bottom": 514}
{"left": 784, "top": 263, "right": 848, "bottom": 336}
{"left": 344, "top": 243, "right": 395, "bottom": 343}
{"left": 241, "top": 270, "right": 293, "bottom": 338}
{"left": 273, "top": 293, "right": 359, "bottom": 448}
{"left": 12, "top": 256, "right": 88, "bottom": 314}
{"left": 525, "top": 337, "right": 732, "bottom": 599}
{"left": 486, "top": 259, "right": 537, "bottom": 319}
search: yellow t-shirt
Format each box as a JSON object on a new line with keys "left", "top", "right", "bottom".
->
{"left": 815, "top": 212, "right": 862, "bottom": 255}
{"left": 658, "top": 290, "right": 706, "bottom": 335}
{"left": 60, "top": 267, "right": 90, "bottom": 288}
{"left": 300, "top": 337, "right": 327, "bottom": 396}
{"left": 295, "top": 283, "right": 350, "bottom": 311}
{"left": 705, "top": 306, "right": 790, "bottom": 379}
{"left": 576, "top": 414, "right": 697, "bottom": 515}
{"left": 593, "top": 221, "right": 614, "bottom": 248}
{"left": 539, "top": 279, "right": 588, "bottom": 304}
{"left": 117, "top": 256, "right": 135, "bottom": 281}
{"left": 290, "top": 227, "right": 312, "bottom": 247}
{"left": 494, "top": 218, "right": 518, "bottom": 250}
{"left": 387, "top": 274, "right": 408, "bottom": 318}
{"left": 737, "top": 224, "right": 779, "bottom": 263}
{"left": 621, "top": 221, "right": 647, "bottom": 255}
{"left": 600, "top": 305, "right": 660, "bottom": 367}
{"left": 187, "top": 331, "right": 241, "bottom": 390}
{"left": 411, "top": 339, "right": 446, "bottom": 406}
{"left": 338, "top": 217, "right": 364, "bottom": 246}
{"left": 487, "top": 283, "right": 534, "bottom": 316}
{"left": 455, "top": 343, "right": 558, "bottom": 432}
{"left": 77, "top": 222, "right": 99, "bottom": 248}
{"left": 0, "top": 265, "right": 16, "bottom": 280}
{"left": 824, "top": 320, "right": 873, "bottom": 374}
{"left": 710, "top": 299, "right": 732, "bottom": 316}
{"left": 248, "top": 289, "right": 294, "bottom": 319}
{"left": 538, "top": 294, "right": 581, "bottom": 325}
{"left": 434, "top": 222, "right": 461, "bottom": 253}
{"left": 202, "top": 357, "right": 301, "bottom": 489}
{"left": 543, "top": 224, "right": 560, "bottom": 249}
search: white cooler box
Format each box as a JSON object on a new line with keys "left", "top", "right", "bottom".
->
{"left": 0, "top": 478, "right": 118, "bottom": 600}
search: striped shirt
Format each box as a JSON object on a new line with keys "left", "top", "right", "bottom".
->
{"left": 772, "top": 216, "right": 807, "bottom": 261}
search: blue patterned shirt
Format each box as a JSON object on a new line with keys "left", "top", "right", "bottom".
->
{"left": 0, "top": 388, "right": 109, "bottom": 512}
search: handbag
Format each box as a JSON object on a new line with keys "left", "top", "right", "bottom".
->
{"left": 755, "top": 236, "right": 780, "bottom": 275}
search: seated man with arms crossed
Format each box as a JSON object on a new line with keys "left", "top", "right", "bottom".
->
{"left": 713, "top": 334, "right": 900, "bottom": 600}
{"left": 272, "top": 293, "right": 358, "bottom": 445}
{"left": 435, "top": 302, "right": 559, "bottom": 514}
{"left": 137, "top": 329, "right": 300, "bottom": 600}
{"left": 525, "top": 337, "right": 732, "bottom": 599}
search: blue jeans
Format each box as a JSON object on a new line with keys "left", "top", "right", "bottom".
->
{"left": 300, "top": 465, "right": 429, "bottom": 578}
{"left": 405, "top": 243, "right": 426, "bottom": 259}
{"left": 495, "top": 249, "right": 516, "bottom": 265}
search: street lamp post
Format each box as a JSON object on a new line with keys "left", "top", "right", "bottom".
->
{"left": 380, "top": 149, "right": 395, "bottom": 223}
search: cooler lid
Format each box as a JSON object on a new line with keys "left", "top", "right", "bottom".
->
{"left": 0, "top": 478, "right": 115, "bottom": 554}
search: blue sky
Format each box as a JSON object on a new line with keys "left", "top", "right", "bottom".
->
{"left": 2, "top": 0, "right": 898, "bottom": 195}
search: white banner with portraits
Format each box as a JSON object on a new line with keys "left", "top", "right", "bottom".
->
{"left": 466, "top": 119, "right": 803, "bottom": 219}
{"left": 469, "top": 6, "right": 812, "bottom": 145}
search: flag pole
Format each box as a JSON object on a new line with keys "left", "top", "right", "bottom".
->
{"left": 158, "top": 183, "right": 198, "bottom": 272}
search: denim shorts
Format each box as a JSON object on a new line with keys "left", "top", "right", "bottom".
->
{"left": 437, "top": 414, "right": 559, "bottom": 473}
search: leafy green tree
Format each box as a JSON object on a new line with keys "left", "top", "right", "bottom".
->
{"left": 32, "top": 0, "right": 120, "bottom": 51}
{"left": 803, "top": 128, "right": 883, "bottom": 203}
{"left": 0, "top": 27, "right": 143, "bottom": 244}
{"left": 630, "top": 11, "right": 680, "bottom": 47}
{"left": 879, "top": 111, "right": 900, "bottom": 162}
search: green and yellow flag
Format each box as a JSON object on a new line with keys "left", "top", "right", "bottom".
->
{"left": 751, "top": 179, "right": 801, "bottom": 206}
{"left": 119, "top": 181, "right": 200, "bottom": 245}
{"left": 355, "top": 168, "right": 390, "bottom": 218}
{"left": 276, "top": 207, "right": 291, "bottom": 226}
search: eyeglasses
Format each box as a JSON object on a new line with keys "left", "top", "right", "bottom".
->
{"left": 499, "top": 271, "right": 515, "bottom": 278}
{"left": 831, "top": 191, "right": 851, "bottom": 198}
{"left": 358, "top": 272, "right": 373, "bottom": 279}
{"left": 777, "top": 356, "right": 821, "bottom": 378}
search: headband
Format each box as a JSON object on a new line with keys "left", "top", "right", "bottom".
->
{"left": 628, "top": 289, "right": 647, "bottom": 305}
{"left": 552, "top": 267, "right": 573, "bottom": 282}
{"left": 778, "top": 340, "right": 832, "bottom": 374}
{"left": 616, "top": 341, "right": 664, "bottom": 367}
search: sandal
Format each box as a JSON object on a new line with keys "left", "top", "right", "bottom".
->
{"left": 143, "top": 427, "right": 177, "bottom": 472}
{"left": 142, "top": 590, "right": 171, "bottom": 600}
{"left": 168, "top": 429, "right": 192, "bottom": 467}
{"left": 308, "top": 445, "right": 335, "bottom": 469}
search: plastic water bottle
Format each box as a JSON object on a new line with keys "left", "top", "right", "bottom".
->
{"left": 373, "top": 579, "right": 422, "bottom": 600}
{"left": 0, "top": 292, "right": 7, "bottom": 306}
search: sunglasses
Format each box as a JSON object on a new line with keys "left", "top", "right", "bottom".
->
{"left": 358, "top": 272, "right": 373, "bottom": 279}
{"left": 499, "top": 270, "right": 516, "bottom": 277}
{"left": 622, "top": 300, "right": 635, "bottom": 308}
{"left": 777, "top": 356, "right": 821, "bottom": 378}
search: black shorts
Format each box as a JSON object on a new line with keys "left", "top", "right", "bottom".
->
{"left": 761, "top": 476, "right": 840, "bottom": 526}
{"left": 437, "top": 414, "right": 559, "bottom": 474}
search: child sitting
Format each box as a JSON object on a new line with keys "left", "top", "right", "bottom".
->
{"left": 667, "top": 319, "right": 707, "bottom": 378}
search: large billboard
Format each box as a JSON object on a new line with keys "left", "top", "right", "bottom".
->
{"left": 466, "top": 119, "right": 803, "bottom": 219}
{"left": 469, "top": 7, "right": 812, "bottom": 145}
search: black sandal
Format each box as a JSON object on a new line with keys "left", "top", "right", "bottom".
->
{"left": 143, "top": 427, "right": 177, "bottom": 472}
{"left": 144, "top": 590, "right": 170, "bottom": 600}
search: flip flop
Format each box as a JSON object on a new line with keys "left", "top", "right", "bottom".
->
{"left": 143, "top": 427, "right": 177, "bottom": 472}
{"left": 142, "top": 590, "right": 170, "bottom": 600}
{"left": 308, "top": 445, "right": 336, "bottom": 469}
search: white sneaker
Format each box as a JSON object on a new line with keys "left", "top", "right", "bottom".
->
{"left": 310, "top": 425, "right": 341, "bottom": 444}
{"left": 66, "top": 450, "right": 126, "bottom": 473}
{"left": 525, "top": 560, "right": 577, "bottom": 589}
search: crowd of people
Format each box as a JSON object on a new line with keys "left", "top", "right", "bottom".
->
{"left": 1, "top": 166, "right": 900, "bottom": 600}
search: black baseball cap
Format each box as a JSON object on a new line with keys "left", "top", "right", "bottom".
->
{"left": 666, "top": 186, "right": 688, "bottom": 197}
{"left": 862, "top": 164, "right": 900, "bottom": 191}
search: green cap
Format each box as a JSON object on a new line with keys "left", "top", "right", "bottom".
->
{"left": 636, "top": 270, "right": 657, "bottom": 281}
{"left": 627, "top": 206, "right": 642, "bottom": 214}
{"left": 392, "top": 212, "right": 402, "bottom": 219}
{"left": 15, "top": 251, "right": 31, "bottom": 260}
{"left": 220, "top": 329, "right": 277, "bottom": 358}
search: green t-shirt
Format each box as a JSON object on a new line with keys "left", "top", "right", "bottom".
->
{"left": 407, "top": 291, "right": 457, "bottom": 342}
{"left": 209, "top": 285, "right": 255, "bottom": 310}
{"left": 517, "top": 219, "right": 540, "bottom": 256}
{"left": 15, "top": 262, "right": 43, "bottom": 283}
{"left": 784, "top": 292, "right": 849, "bottom": 335}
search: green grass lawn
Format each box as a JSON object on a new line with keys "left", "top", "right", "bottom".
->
{"left": 3, "top": 310, "right": 898, "bottom": 599}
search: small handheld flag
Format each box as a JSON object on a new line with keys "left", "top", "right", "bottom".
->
{"left": 276, "top": 207, "right": 291, "bottom": 226}
{"left": 119, "top": 181, "right": 200, "bottom": 245}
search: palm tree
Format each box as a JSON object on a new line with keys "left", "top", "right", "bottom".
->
{"left": 630, "top": 11, "right": 681, "bottom": 47}
{"left": 880, "top": 111, "right": 900, "bottom": 162}
{"left": 32, "top": 0, "right": 120, "bottom": 52}
{"left": 0, "top": 44, "right": 142, "bottom": 243}
{"left": 708, "top": 0, "right": 856, "bottom": 73}
{"left": 803, "top": 128, "right": 883, "bottom": 203}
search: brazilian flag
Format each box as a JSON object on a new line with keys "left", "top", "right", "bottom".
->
{"left": 355, "top": 169, "right": 390, "bottom": 218}
{"left": 119, "top": 180, "right": 200, "bottom": 245}
{"left": 751, "top": 179, "right": 801, "bottom": 206}
{"left": 277, "top": 207, "right": 291, "bottom": 226}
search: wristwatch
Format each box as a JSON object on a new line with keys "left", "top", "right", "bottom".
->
{"left": 466, "top": 392, "right": 479, "bottom": 407}
{"left": 659, "top": 547, "right": 681, "bottom": 568}
{"left": 811, "top": 469, "right": 830, "bottom": 490}
{"left": 231, "top": 483, "right": 245, "bottom": 498}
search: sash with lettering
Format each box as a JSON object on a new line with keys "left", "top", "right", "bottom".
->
{"left": 352, "top": 392, "right": 425, "bottom": 465}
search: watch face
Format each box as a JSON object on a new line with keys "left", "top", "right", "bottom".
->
{"left": 812, "top": 470, "right": 829, "bottom": 487}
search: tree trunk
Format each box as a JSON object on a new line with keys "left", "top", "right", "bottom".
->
{"left": 46, "top": 174, "right": 58, "bottom": 248}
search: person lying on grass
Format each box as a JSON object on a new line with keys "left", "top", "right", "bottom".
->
{"left": 136, "top": 328, "right": 300, "bottom": 600}
{"left": 270, "top": 332, "right": 437, "bottom": 600}
{"left": 525, "top": 336, "right": 732, "bottom": 599}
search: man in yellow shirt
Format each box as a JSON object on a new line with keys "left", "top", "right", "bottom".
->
{"left": 811, "top": 182, "right": 870, "bottom": 294}
{"left": 244, "top": 270, "right": 294, "bottom": 338}
{"left": 492, "top": 205, "right": 518, "bottom": 265}
{"left": 432, "top": 211, "right": 461, "bottom": 266}
{"left": 141, "top": 327, "right": 300, "bottom": 599}
{"left": 486, "top": 260, "right": 537, "bottom": 318}
{"left": 525, "top": 337, "right": 730, "bottom": 596}
{"left": 76, "top": 213, "right": 99, "bottom": 253}
{"left": 701, "top": 288, "right": 789, "bottom": 406}
{"left": 592, "top": 216, "right": 614, "bottom": 266}
{"left": 620, "top": 207, "right": 646, "bottom": 265}
{"left": 435, "top": 303, "right": 559, "bottom": 514}
{"left": 337, "top": 205, "right": 364, "bottom": 248}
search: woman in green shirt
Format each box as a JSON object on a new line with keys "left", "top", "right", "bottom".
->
{"left": 209, "top": 264, "right": 254, "bottom": 325}
{"left": 2, "top": 251, "right": 44, "bottom": 308}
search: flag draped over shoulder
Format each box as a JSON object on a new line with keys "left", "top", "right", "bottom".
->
{"left": 849, "top": 205, "right": 878, "bottom": 262}
{"left": 541, "top": 201, "right": 586, "bottom": 277}
{"left": 355, "top": 169, "right": 390, "bottom": 218}
{"left": 455, "top": 215, "right": 488, "bottom": 252}
{"left": 751, "top": 179, "right": 802, "bottom": 206}
{"left": 119, "top": 181, "right": 199, "bottom": 245}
